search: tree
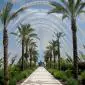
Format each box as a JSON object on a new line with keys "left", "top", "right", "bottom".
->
{"left": 44, "top": 51, "right": 50, "bottom": 68}
{"left": 28, "top": 40, "right": 38, "bottom": 68}
{"left": 49, "top": 40, "right": 58, "bottom": 69}
{"left": 0, "top": 1, "right": 28, "bottom": 84}
{"left": 54, "top": 32, "right": 64, "bottom": 70}
{"left": 25, "top": 35, "right": 38, "bottom": 63}
{"left": 11, "top": 24, "right": 38, "bottom": 69}
{"left": 32, "top": 50, "right": 38, "bottom": 66}
{"left": 46, "top": 45, "right": 53, "bottom": 68}
{"left": 48, "top": 0, "right": 85, "bottom": 79}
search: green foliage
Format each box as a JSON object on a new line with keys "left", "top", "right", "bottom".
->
{"left": 48, "top": 69, "right": 56, "bottom": 75}
{"left": 0, "top": 69, "right": 4, "bottom": 85}
{"left": 65, "top": 70, "right": 73, "bottom": 78}
{"left": 80, "top": 71, "right": 85, "bottom": 80}
{"left": 0, "top": 65, "right": 35, "bottom": 85}
{"left": 53, "top": 70, "right": 67, "bottom": 81}
{"left": 9, "top": 78, "right": 17, "bottom": 85}
{"left": 61, "top": 60, "right": 73, "bottom": 71}
{"left": 9, "top": 68, "right": 34, "bottom": 85}
{"left": 66, "top": 78, "right": 79, "bottom": 85}
{"left": 80, "top": 71, "right": 85, "bottom": 84}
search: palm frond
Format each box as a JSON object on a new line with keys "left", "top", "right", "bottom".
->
{"left": 1, "top": 2, "right": 13, "bottom": 25}
{"left": 10, "top": 32, "right": 18, "bottom": 36}
{"left": 77, "top": 2, "right": 85, "bottom": 15}
{"left": 48, "top": 1, "right": 68, "bottom": 14}
{"left": 62, "top": 13, "right": 68, "bottom": 20}
{"left": 8, "top": 6, "right": 28, "bottom": 23}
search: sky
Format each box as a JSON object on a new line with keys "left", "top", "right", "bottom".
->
{"left": 0, "top": 0, "right": 85, "bottom": 62}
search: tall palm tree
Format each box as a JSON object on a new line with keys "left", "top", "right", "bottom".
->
{"left": 49, "top": 40, "right": 58, "bottom": 69}
{"left": 46, "top": 46, "right": 52, "bottom": 68}
{"left": 25, "top": 35, "right": 38, "bottom": 62}
{"left": 44, "top": 51, "right": 50, "bottom": 68}
{"left": 0, "top": 1, "right": 28, "bottom": 84}
{"left": 11, "top": 24, "right": 35, "bottom": 70}
{"left": 32, "top": 50, "right": 38, "bottom": 66}
{"left": 29, "top": 41, "right": 38, "bottom": 68}
{"left": 11, "top": 24, "right": 38, "bottom": 69}
{"left": 48, "top": 0, "right": 85, "bottom": 79}
{"left": 54, "top": 32, "right": 64, "bottom": 70}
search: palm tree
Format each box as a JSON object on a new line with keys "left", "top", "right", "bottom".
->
{"left": 29, "top": 41, "right": 38, "bottom": 68}
{"left": 48, "top": 0, "right": 85, "bottom": 79}
{"left": 11, "top": 24, "right": 34, "bottom": 70}
{"left": 46, "top": 46, "right": 52, "bottom": 68}
{"left": 11, "top": 24, "right": 38, "bottom": 69}
{"left": 32, "top": 50, "right": 38, "bottom": 66}
{"left": 25, "top": 36, "right": 38, "bottom": 63}
{"left": 54, "top": 32, "right": 64, "bottom": 70}
{"left": 0, "top": 1, "right": 28, "bottom": 84}
{"left": 49, "top": 40, "right": 58, "bottom": 69}
{"left": 44, "top": 51, "right": 50, "bottom": 68}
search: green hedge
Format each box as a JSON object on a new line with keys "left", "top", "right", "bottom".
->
{"left": 66, "top": 78, "right": 79, "bottom": 85}
{"left": 0, "top": 66, "right": 36, "bottom": 85}
{"left": 48, "top": 69, "right": 79, "bottom": 85}
{"left": 9, "top": 69, "right": 35, "bottom": 85}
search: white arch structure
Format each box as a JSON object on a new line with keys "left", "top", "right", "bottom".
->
{"left": 8, "top": 0, "right": 85, "bottom": 60}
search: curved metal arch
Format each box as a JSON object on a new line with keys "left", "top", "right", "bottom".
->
{"left": 22, "top": 17, "right": 71, "bottom": 39}
{"left": 12, "top": 13, "right": 62, "bottom": 30}
{"left": 23, "top": 21, "right": 60, "bottom": 31}
{"left": 22, "top": 17, "right": 65, "bottom": 32}
{"left": 35, "top": 26, "right": 72, "bottom": 56}
{"left": 34, "top": 26, "right": 54, "bottom": 34}
{"left": 21, "top": 0, "right": 55, "bottom": 9}
{"left": 31, "top": 23, "right": 56, "bottom": 33}
{"left": 11, "top": 10, "right": 72, "bottom": 46}
{"left": 32, "top": 25, "right": 71, "bottom": 50}
{"left": 21, "top": 16, "right": 72, "bottom": 44}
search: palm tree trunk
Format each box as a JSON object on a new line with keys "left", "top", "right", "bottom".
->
{"left": 71, "top": 18, "right": 78, "bottom": 79}
{"left": 21, "top": 39, "right": 24, "bottom": 71}
{"left": 29, "top": 50, "right": 32, "bottom": 68}
{"left": 58, "top": 39, "right": 61, "bottom": 71}
{"left": 53, "top": 51, "right": 56, "bottom": 69}
{"left": 3, "top": 26, "right": 9, "bottom": 85}
{"left": 50, "top": 56, "right": 52, "bottom": 68}
{"left": 26, "top": 42, "right": 28, "bottom": 59}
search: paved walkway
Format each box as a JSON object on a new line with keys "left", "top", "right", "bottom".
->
{"left": 21, "top": 67, "right": 63, "bottom": 85}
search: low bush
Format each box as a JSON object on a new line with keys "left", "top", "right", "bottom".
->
{"left": 61, "top": 63, "right": 73, "bottom": 71}
{"left": 53, "top": 71, "right": 67, "bottom": 81}
{"left": 65, "top": 70, "right": 72, "bottom": 78}
{"left": 80, "top": 71, "right": 85, "bottom": 85}
{"left": 0, "top": 69, "right": 4, "bottom": 85}
{"left": 48, "top": 69, "right": 55, "bottom": 75}
{"left": 9, "top": 69, "right": 34, "bottom": 85}
{"left": 66, "top": 78, "right": 79, "bottom": 85}
{"left": 9, "top": 78, "right": 17, "bottom": 85}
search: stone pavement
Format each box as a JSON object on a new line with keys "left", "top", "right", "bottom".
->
{"left": 21, "top": 67, "right": 63, "bottom": 85}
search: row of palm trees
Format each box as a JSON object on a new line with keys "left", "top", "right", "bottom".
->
{"left": 0, "top": 1, "right": 39, "bottom": 85}
{"left": 44, "top": 32, "right": 64, "bottom": 70}
{"left": 11, "top": 24, "right": 38, "bottom": 70}
{"left": 48, "top": 0, "right": 85, "bottom": 79}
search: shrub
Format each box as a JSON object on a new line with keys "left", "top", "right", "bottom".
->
{"left": 54, "top": 71, "right": 67, "bottom": 81}
{"left": 9, "top": 78, "right": 17, "bottom": 85}
{"left": 66, "top": 78, "right": 79, "bottom": 85}
{"left": 48, "top": 69, "right": 55, "bottom": 75}
{"left": 65, "top": 70, "right": 72, "bottom": 78}
{"left": 80, "top": 71, "right": 85, "bottom": 85}
{"left": 0, "top": 69, "right": 4, "bottom": 85}
{"left": 61, "top": 63, "right": 73, "bottom": 71}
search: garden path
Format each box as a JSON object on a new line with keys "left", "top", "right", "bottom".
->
{"left": 21, "top": 67, "right": 63, "bottom": 85}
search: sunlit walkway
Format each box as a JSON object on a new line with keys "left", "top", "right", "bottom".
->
{"left": 21, "top": 67, "right": 62, "bottom": 85}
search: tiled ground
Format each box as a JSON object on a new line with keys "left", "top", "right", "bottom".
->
{"left": 21, "top": 67, "right": 63, "bottom": 85}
